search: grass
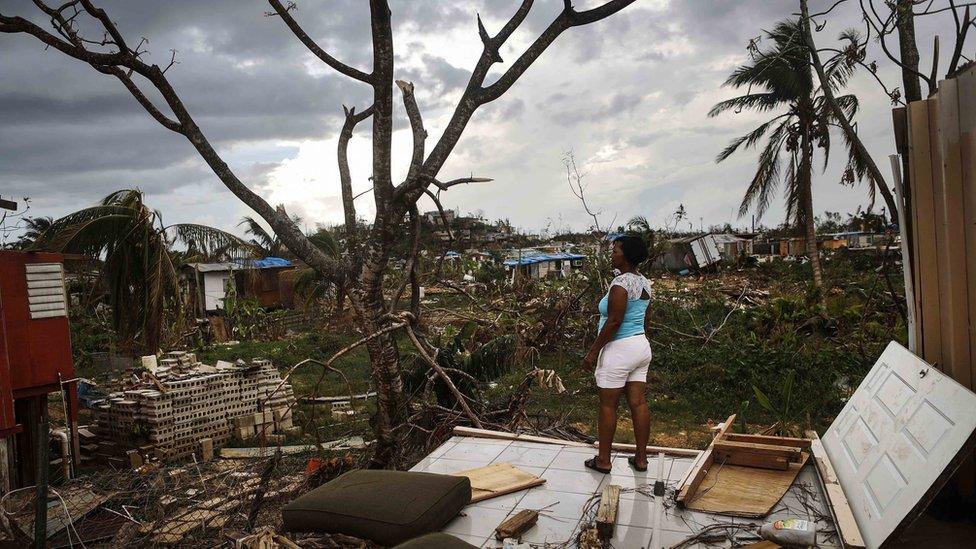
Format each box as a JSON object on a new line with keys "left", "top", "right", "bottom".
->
{"left": 70, "top": 250, "right": 905, "bottom": 453}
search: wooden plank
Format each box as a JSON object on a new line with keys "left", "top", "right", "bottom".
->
{"left": 959, "top": 65, "right": 976, "bottom": 394}
{"left": 805, "top": 430, "right": 864, "bottom": 549}
{"left": 452, "top": 462, "right": 546, "bottom": 503}
{"left": 712, "top": 450, "right": 789, "bottom": 471}
{"left": 958, "top": 64, "right": 976, "bottom": 497}
{"left": 676, "top": 414, "right": 735, "bottom": 504}
{"left": 494, "top": 509, "right": 538, "bottom": 540}
{"left": 908, "top": 99, "right": 944, "bottom": 368}
{"left": 596, "top": 484, "right": 620, "bottom": 539}
{"left": 602, "top": 441, "right": 702, "bottom": 458}
{"left": 723, "top": 433, "right": 811, "bottom": 449}
{"left": 684, "top": 454, "right": 808, "bottom": 517}
{"left": 713, "top": 440, "right": 803, "bottom": 461}
{"left": 935, "top": 78, "right": 972, "bottom": 389}
{"left": 452, "top": 426, "right": 591, "bottom": 448}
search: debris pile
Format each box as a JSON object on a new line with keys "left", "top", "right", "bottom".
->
{"left": 92, "top": 352, "right": 297, "bottom": 463}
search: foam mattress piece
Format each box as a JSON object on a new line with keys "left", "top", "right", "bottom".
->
{"left": 282, "top": 469, "right": 471, "bottom": 546}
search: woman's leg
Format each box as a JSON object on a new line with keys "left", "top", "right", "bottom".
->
{"left": 597, "top": 387, "right": 624, "bottom": 469}
{"left": 625, "top": 381, "right": 650, "bottom": 468}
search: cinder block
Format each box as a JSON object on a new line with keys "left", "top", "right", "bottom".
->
{"left": 200, "top": 438, "right": 213, "bottom": 461}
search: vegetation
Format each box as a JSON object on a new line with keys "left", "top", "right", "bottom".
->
{"left": 33, "top": 189, "right": 248, "bottom": 353}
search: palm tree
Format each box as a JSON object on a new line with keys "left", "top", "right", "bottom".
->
{"left": 710, "top": 19, "right": 863, "bottom": 290}
{"left": 14, "top": 216, "right": 53, "bottom": 249}
{"left": 239, "top": 215, "right": 301, "bottom": 257}
{"left": 292, "top": 227, "right": 344, "bottom": 313}
{"left": 33, "top": 189, "right": 249, "bottom": 352}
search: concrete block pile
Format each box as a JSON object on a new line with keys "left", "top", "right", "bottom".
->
{"left": 92, "top": 353, "right": 297, "bottom": 462}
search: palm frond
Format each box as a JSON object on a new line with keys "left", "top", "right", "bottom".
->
{"left": 167, "top": 223, "right": 252, "bottom": 261}
{"left": 716, "top": 115, "right": 791, "bottom": 162}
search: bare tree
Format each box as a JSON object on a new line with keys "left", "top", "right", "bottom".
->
{"left": 0, "top": 0, "right": 635, "bottom": 463}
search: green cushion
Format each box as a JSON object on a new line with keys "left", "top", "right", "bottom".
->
{"left": 282, "top": 469, "right": 471, "bottom": 546}
{"left": 392, "top": 532, "right": 479, "bottom": 549}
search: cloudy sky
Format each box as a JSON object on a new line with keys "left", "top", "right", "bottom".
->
{"left": 0, "top": 0, "right": 956, "bottom": 241}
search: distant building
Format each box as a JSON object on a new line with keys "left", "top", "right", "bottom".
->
{"left": 653, "top": 234, "right": 723, "bottom": 271}
{"left": 423, "top": 210, "right": 456, "bottom": 226}
{"left": 183, "top": 257, "right": 298, "bottom": 315}
{"left": 504, "top": 250, "right": 585, "bottom": 281}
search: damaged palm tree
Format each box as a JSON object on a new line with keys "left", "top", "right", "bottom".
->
{"left": 0, "top": 0, "right": 636, "bottom": 463}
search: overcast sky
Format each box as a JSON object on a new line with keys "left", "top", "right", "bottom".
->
{"left": 0, "top": 0, "right": 956, "bottom": 241}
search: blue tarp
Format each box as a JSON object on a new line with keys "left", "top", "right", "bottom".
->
{"left": 233, "top": 256, "right": 293, "bottom": 269}
{"left": 504, "top": 252, "right": 586, "bottom": 267}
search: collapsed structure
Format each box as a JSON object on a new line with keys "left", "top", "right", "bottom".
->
{"left": 92, "top": 352, "right": 296, "bottom": 463}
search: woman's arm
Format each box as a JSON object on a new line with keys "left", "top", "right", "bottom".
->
{"left": 582, "top": 285, "right": 628, "bottom": 370}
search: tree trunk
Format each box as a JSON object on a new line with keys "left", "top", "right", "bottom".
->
{"left": 896, "top": 0, "right": 923, "bottom": 103}
{"left": 350, "top": 219, "right": 407, "bottom": 466}
{"left": 800, "top": 118, "right": 824, "bottom": 293}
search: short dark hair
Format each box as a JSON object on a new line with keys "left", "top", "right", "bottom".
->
{"left": 614, "top": 235, "right": 649, "bottom": 266}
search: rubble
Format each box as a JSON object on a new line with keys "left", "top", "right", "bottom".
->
{"left": 91, "top": 353, "right": 297, "bottom": 462}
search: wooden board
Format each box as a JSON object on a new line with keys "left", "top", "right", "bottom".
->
{"left": 675, "top": 414, "right": 735, "bottom": 503}
{"left": 452, "top": 462, "right": 545, "bottom": 502}
{"left": 451, "top": 426, "right": 701, "bottom": 457}
{"left": 806, "top": 430, "right": 864, "bottom": 549}
{"left": 711, "top": 450, "right": 788, "bottom": 470}
{"left": 934, "top": 78, "right": 972, "bottom": 388}
{"left": 908, "top": 100, "right": 943, "bottom": 368}
{"left": 712, "top": 440, "right": 803, "bottom": 461}
{"left": 596, "top": 484, "right": 620, "bottom": 539}
{"left": 452, "top": 426, "right": 591, "bottom": 448}
{"left": 723, "top": 433, "right": 811, "bottom": 449}
{"left": 495, "top": 509, "right": 538, "bottom": 540}
{"left": 683, "top": 452, "right": 808, "bottom": 518}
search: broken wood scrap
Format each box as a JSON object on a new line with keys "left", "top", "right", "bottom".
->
{"left": 684, "top": 455, "right": 809, "bottom": 517}
{"left": 596, "top": 484, "right": 621, "bottom": 539}
{"left": 676, "top": 413, "right": 735, "bottom": 504}
{"left": 711, "top": 440, "right": 804, "bottom": 470}
{"left": 724, "top": 433, "right": 811, "bottom": 449}
{"left": 578, "top": 527, "right": 601, "bottom": 549}
{"left": 494, "top": 509, "right": 538, "bottom": 540}
{"left": 805, "top": 430, "right": 864, "bottom": 549}
{"left": 452, "top": 462, "right": 545, "bottom": 502}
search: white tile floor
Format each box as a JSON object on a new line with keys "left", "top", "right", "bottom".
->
{"left": 410, "top": 436, "right": 841, "bottom": 548}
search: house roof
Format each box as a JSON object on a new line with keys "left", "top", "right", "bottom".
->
{"left": 504, "top": 251, "right": 585, "bottom": 266}
{"left": 189, "top": 257, "right": 293, "bottom": 272}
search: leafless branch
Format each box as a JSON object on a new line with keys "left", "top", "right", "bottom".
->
{"left": 402, "top": 319, "right": 483, "bottom": 428}
{"left": 427, "top": 175, "right": 494, "bottom": 191}
{"left": 395, "top": 80, "right": 426, "bottom": 183}
{"left": 338, "top": 104, "right": 375, "bottom": 248}
{"left": 266, "top": 0, "right": 373, "bottom": 83}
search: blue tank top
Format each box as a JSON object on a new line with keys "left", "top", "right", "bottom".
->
{"left": 598, "top": 273, "right": 651, "bottom": 340}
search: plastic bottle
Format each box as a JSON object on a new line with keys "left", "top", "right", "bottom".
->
{"left": 759, "top": 518, "right": 817, "bottom": 546}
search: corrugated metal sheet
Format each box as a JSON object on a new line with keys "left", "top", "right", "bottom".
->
{"left": 504, "top": 252, "right": 586, "bottom": 267}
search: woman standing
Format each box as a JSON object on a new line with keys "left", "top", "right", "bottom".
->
{"left": 582, "top": 235, "right": 653, "bottom": 473}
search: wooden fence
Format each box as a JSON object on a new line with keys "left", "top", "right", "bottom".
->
{"left": 900, "top": 64, "right": 976, "bottom": 495}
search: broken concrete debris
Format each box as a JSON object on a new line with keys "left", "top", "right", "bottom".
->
{"left": 91, "top": 352, "right": 297, "bottom": 463}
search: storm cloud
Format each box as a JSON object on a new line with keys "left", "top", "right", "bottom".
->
{"left": 0, "top": 0, "right": 957, "bottom": 238}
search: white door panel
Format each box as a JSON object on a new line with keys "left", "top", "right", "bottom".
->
{"left": 823, "top": 341, "right": 976, "bottom": 549}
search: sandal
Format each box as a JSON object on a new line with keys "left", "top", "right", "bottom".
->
{"left": 584, "top": 457, "right": 612, "bottom": 474}
{"left": 628, "top": 456, "right": 648, "bottom": 472}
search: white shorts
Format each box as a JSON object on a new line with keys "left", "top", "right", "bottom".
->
{"left": 595, "top": 335, "right": 652, "bottom": 389}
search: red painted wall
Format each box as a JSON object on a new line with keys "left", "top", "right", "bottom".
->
{"left": 0, "top": 251, "right": 74, "bottom": 402}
